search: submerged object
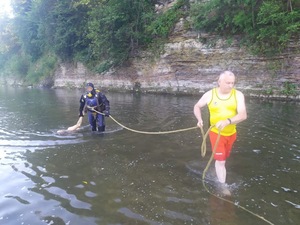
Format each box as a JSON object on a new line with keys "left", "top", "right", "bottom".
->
{"left": 57, "top": 117, "right": 83, "bottom": 135}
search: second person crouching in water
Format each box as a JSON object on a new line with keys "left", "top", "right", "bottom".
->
{"left": 79, "top": 83, "right": 110, "bottom": 132}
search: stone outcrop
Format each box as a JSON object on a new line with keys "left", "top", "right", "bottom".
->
{"left": 53, "top": 0, "right": 299, "bottom": 99}
{"left": 3, "top": 0, "right": 299, "bottom": 100}
{"left": 53, "top": 28, "right": 300, "bottom": 99}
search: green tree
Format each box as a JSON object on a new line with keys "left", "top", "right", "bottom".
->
{"left": 256, "top": 1, "right": 300, "bottom": 53}
{"left": 46, "top": 0, "right": 90, "bottom": 61}
{"left": 10, "top": 0, "right": 90, "bottom": 62}
{"left": 190, "top": 0, "right": 260, "bottom": 34}
{"left": 6, "top": 0, "right": 190, "bottom": 75}
{"left": 0, "top": 17, "right": 21, "bottom": 70}
{"left": 12, "top": 0, "right": 43, "bottom": 61}
{"left": 86, "top": 0, "right": 156, "bottom": 72}
{"left": 190, "top": 0, "right": 300, "bottom": 54}
{"left": 146, "top": 0, "right": 188, "bottom": 38}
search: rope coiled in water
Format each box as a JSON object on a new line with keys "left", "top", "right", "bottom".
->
{"left": 199, "top": 126, "right": 275, "bottom": 225}
{"left": 91, "top": 109, "right": 275, "bottom": 225}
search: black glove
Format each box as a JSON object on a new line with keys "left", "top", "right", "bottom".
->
{"left": 104, "top": 110, "right": 110, "bottom": 117}
{"left": 79, "top": 112, "right": 84, "bottom": 117}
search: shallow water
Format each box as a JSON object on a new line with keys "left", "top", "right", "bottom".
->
{"left": 0, "top": 87, "right": 299, "bottom": 225}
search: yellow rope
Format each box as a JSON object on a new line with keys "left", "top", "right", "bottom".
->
{"left": 200, "top": 126, "right": 219, "bottom": 181}
{"left": 89, "top": 108, "right": 274, "bottom": 225}
{"left": 92, "top": 109, "right": 198, "bottom": 134}
{"left": 109, "top": 115, "right": 197, "bottom": 134}
{"left": 200, "top": 127, "right": 275, "bottom": 225}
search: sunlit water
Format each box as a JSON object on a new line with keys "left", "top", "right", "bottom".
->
{"left": 0, "top": 87, "right": 299, "bottom": 225}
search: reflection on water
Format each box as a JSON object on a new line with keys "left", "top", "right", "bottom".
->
{"left": 0, "top": 87, "right": 299, "bottom": 225}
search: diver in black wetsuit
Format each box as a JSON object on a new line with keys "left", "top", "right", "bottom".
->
{"left": 79, "top": 83, "right": 110, "bottom": 132}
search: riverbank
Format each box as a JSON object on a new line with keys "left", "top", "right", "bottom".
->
{"left": 50, "top": 29, "right": 299, "bottom": 100}
{"left": 1, "top": 1, "right": 299, "bottom": 102}
{"left": 1, "top": 74, "right": 300, "bottom": 101}
{"left": 1, "top": 31, "right": 299, "bottom": 101}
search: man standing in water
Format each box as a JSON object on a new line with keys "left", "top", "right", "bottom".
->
{"left": 193, "top": 71, "right": 247, "bottom": 185}
{"left": 79, "top": 83, "right": 110, "bottom": 132}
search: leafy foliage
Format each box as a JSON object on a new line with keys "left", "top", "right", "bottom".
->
{"left": 281, "top": 81, "right": 298, "bottom": 96}
{"left": 85, "top": 0, "right": 157, "bottom": 69}
{"left": 0, "top": 17, "right": 21, "bottom": 70}
{"left": 26, "top": 53, "right": 57, "bottom": 84}
{"left": 146, "top": 0, "right": 188, "bottom": 38}
{"left": 46, "top": 0, "right": 90, "bottom": 61}
{"left": 190, "top": 0, "right": 300, "bottom": 54}
{"left": 1, "top": 0, "right": 299, "bottom": 84}
{"left": 256, "top": 1, "right": 300, "bottom": 53}
{"left": 4, "top": 53, "right": 30, "bottom": 78}
{"left": 13, "top": 11, "right": 43, "bottom": 61}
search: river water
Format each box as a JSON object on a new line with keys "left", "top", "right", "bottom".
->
{"left": 0, "top": 87, "right": 299, "bottom": 225}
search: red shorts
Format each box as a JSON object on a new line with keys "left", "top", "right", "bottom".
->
{"left": 209, "top": 131, "right": 237, "bottom": 161}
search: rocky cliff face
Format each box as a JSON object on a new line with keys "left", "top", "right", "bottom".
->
{"left": 54, "top": 32, "right": 300, "bottom": 99}
{"left": 53, "top": 0, "right": 299, "bottom": 99}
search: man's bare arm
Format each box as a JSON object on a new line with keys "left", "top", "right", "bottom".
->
{"left": 193, "top": 91, "right": 212, "bottom": 127}
{"left": 230, "top": 90, "right": 247, "bottom": 124}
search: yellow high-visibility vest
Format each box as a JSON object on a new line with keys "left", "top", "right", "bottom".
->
{"left": 208, "top": 88, "right": 237, "bottom": 136}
